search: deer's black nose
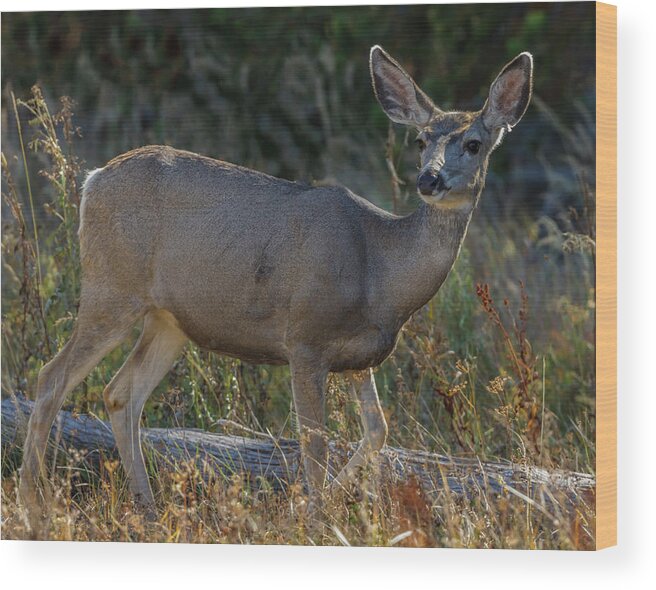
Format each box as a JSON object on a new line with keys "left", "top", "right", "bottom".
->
{"left": 417, "top": 171, "right": 446, "bottom": 196}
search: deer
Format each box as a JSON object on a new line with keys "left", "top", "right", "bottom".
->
{"left": 19, "top": 45, "right": 533, "bottom": 529}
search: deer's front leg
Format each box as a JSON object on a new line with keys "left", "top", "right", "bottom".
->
{"left": 289, "top": 359, "right": 329, "bottom": 495}
{"left": 331, "top": 368, "right": 387, "bottom": 493}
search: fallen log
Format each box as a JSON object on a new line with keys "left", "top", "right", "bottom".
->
{"left": 1, "top": 394, "right": 595, "bottom": 507}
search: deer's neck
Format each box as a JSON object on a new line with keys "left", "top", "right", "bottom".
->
{"left": 375, "top": 201, "right": 474, "bottom": 324}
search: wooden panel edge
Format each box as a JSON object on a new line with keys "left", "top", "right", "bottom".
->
{"left": 595, "top": 1, "right": 617, "bottom": 550}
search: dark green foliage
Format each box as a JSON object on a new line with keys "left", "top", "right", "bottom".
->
{"left": 2, "top": 4, "right": 595, "bottom": 215}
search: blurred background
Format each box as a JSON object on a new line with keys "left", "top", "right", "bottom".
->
{"left": 2, "top": 3, "right": 596, "bottom": 494}
{"left": 2, "top": 4, "right": 595, "bottom": 215}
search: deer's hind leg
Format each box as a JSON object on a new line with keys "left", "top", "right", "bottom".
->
{"left": 103, "top": 309, "right": 187, "bottom": 513}
{"left": 19, "top": 291, "right": 143, "bottom": 532}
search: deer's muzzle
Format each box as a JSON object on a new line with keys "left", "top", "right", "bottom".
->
{"left": 417, "top": 170, "right": 448, "bottom": 196}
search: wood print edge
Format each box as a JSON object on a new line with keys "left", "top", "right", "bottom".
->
{"left": 595, "top": 0, "right": 617, "bottom": 550}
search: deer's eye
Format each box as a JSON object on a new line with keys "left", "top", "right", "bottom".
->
{"left": 466, "top": 140, "right": 481, "bottom": 154}
{"left": 415, "top": 138, "right": 427, "bottom": 151}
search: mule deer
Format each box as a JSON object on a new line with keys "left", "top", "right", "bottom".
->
{"left": 19, "top": 46, "right": 533, "bottom": 525}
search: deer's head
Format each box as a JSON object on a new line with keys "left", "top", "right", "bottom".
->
{"left": 370, "top": 46, "right": 533, "bottom": 209}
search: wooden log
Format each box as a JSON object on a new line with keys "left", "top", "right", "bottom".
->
{"left": 1, "top": 394, "right": 595, "bottom": 507}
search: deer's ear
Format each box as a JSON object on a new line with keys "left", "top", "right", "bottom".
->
{"left": 370, "top": 45, "right": 437, "bottom": 129}
{"left": 482, "top": 52, "right": 533, "bottom": 131}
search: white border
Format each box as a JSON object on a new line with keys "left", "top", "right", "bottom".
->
{"left": 2, "top": 0, "right": 655, "bottom": 588}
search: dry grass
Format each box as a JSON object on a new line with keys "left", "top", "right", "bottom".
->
{"left": 1, "top": 87, "right": 596, "bottom": 548}
{"left": 0, "top": 452, "right": 595, "bottom": 549}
